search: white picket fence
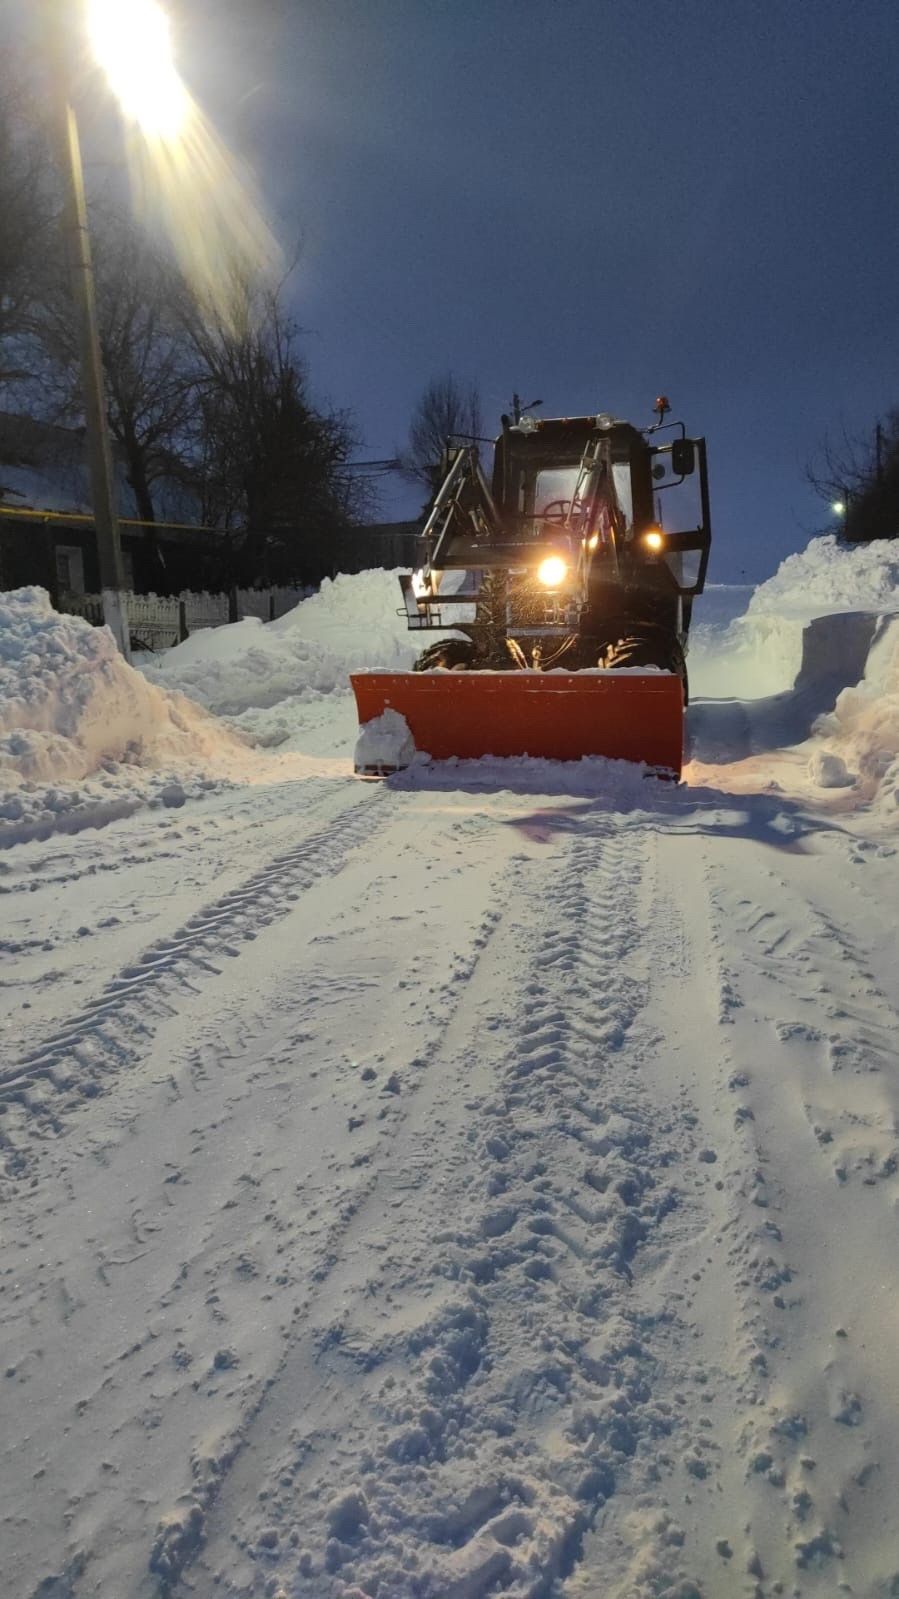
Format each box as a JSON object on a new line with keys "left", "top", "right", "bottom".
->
{"left": 62, "top": 586, "right": 310, "bottom": 651}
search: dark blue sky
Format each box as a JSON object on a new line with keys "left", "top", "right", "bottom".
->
{"left": 30, "top": 0, "right": 899, "bottom": 580}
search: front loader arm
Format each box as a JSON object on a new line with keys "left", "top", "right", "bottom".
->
{"left": 422, "top": 447, "right": 503, "bottom": 569}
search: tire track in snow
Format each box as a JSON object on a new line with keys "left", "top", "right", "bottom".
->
{"left": 134, "top": 807, "right": 513, "bottom": 1596}
{"left": 0, "top": 787, "right": 387, "bottom": 1179}
{"left": 181, "top": 815, "right": 706, "bottom": 1599}
{"left": 0, "top": 777, "right": 335, "bottom": 899}
{"left": 697, "top": 851, "right": 899, "bottom": 1594}
{"left": 0, "top": 800, "right": 515, "bottom": 1599}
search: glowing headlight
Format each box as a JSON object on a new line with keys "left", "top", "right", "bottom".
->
{"left": 537, "top": 556, "right": 568, "bottom": 588}
{"left": 643, "top": 529, "right": 664, "bottom": 552}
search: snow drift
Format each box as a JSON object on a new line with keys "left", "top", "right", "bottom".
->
{"left": 691, "top": 536, "right": 899, "bottom": 702}
{"left": 0, "top": 588, "right": 245, "bottom": 841}
{"left": 747, "top": 534, "right": 899, "bottom": 617}
{"left": 3, "top": 532, "right": 899, "bottom": 840}
{"left": 145, "top": 569, "right": 426, "bottom": 724}
{"left": 811, "top": 615, "right": 899, "bottom": 805}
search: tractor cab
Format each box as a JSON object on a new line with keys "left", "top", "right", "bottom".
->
{"left": 401, "top": 410, "right": 711, "bottom": 648}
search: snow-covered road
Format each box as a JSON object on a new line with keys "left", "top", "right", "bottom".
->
{"left": 4, "top": 749, "right": 899, "bottom": 1598}
{"left": 3, "top": 545, "right": 899, "bottom": 1598}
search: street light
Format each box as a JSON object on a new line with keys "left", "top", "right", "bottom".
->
{"left": 86, "top": 0, "right": 189, "bottom": 140}
{"left": 831, "top": 500, "right": 846, "bottom": 516}
{"left": 45, "top": 1, "right": 192, "bottom": 659}
{"left": 85, "top": 0, "right": 280, "bottom": 333}
{"left": 46, "top": 0, "right": 277, "bottom": 658}
{"left": 45, "top": 0, "right": 133, "bottom": 657}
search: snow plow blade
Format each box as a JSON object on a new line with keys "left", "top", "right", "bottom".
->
{"left": 351, "top": 671, "right": 684, "bottom": 777}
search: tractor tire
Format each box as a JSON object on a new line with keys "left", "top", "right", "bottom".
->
{"left": 412, "top": 638, "right": 476, "bottom": 672}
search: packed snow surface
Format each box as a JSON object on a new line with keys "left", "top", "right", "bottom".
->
{"left": 2, "top": 534, "right": 899, "bottom": 1599}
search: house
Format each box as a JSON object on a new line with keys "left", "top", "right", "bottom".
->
{"left": 0, "top": 412, "right": 421, "bottom": 601}
{"left": 0, "top": 410, "right": 229, "bottom": 600}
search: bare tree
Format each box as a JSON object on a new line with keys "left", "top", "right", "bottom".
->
{"left": 401, "top": 372, "right": 483, "bottom": 492}
{"left": 183, "top": 281, "right": 360, "bottom": 582}
{"left": 0, "top": 52, "right": 363, "bottom": 584}
{"left": 806, "top": 422, "right": 877, "bottom": 514}
{"left": 30, "top": 206, "right": 202, "bottom": 583}
{"left": 806, "top": 412, "right": 899, "bottom": 543}
{"left": 92, "top": 218, "right": 199, "bottom": 525}
{"left": 0, "top": 51, "right": 57, "bottom": 396}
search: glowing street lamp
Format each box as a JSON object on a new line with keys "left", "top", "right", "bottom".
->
{"left": 831, "top": 500, "right": 846, "bottom": 516}
{"left": 44, "top": 0, "right": 193, "bottom": 658}
{"left": 44, "top": 0, "right": 132, "bottom": 656}
{"left": 86, "top": 0, "right": 189, "bottom": 140}
{"left": 83, "top": 0, "right": 280, "bottom": 332}
{"left": 45, "top": 0, "right": 277, "bottom": 659}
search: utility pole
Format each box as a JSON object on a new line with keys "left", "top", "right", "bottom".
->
{"left": 46, "top": 1, "right": 131, "bottom": 659}
{"left": 511, "top": 393, "right": 542, "bottom": 425}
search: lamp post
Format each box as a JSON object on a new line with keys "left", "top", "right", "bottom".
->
{"left": 46, "top": 0, "right": 190, "bottom": 658}
{"left": 45, "top": 0, "right": 130, "bottom": 657}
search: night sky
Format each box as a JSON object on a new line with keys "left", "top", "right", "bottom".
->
{"left": 20, "top": 0, "right": 899, "bottom": 581}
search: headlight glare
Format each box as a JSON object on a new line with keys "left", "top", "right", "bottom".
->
{"left": 537, "top": 555, "right": 568, "bottom": 588}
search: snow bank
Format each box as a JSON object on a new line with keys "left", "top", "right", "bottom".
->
{"left": 747, "top": 535, "right": 899, "bottom": 618}
{"left": 692, "top": 582, "right": 753, "bottom": 631}
{"left": 810, "top": 615, "right": 899, "bottom": 805}
{"left": 0, "top": 588, "right": 246, "bottom": 843}
{"left": 692, "top": 536, "right": 899, "bottom": 701}
{"left": 145, "top": 570, "right": 429, "bottom": 722}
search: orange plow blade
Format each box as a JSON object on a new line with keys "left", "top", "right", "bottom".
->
{"left": 351, "top": 671, "right": 684, "bottom": 777}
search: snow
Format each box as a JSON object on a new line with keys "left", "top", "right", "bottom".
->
{"left": 0, "top": 588, "right": 249, "bottom": 842}
{"left": 691, "top": 538, "right": 899, "bottom": 703}
{"left": 3, "top": 533, "right": 899, "bottom": 1599}
{"left": 812, "top": 615, "right": 899, "bottom": 806}
{"left": 353, "top": 707, "right": 417, "bottom": 773}
{"left": 143, "top": 569, "right": 432, "bottom": 722}
{"left": 747, "top": 534, "right": 899, "bottom": 617}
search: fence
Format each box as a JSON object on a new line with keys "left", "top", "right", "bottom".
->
{"left": 61, "top": 586, "right": 310, "bottom": 651}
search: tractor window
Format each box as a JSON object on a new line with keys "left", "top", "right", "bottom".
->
{"left": 612, "top": 462, "right": 634, "bottom": 528}
{"left": 665, "top": 547, "right": 704, "bottom": 591}
{"left": 534, "top": 467, "right": 580, "bottom": 516}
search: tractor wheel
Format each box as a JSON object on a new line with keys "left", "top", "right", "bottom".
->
{"left": 412, "top": 638, "right": 476, "bottom": 672}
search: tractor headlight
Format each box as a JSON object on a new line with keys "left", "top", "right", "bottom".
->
{"left": 537, "top": 555, "right": 568, "bottom": 588}
{"left": 642, "top": 528, "right": 664, "bottom": 552}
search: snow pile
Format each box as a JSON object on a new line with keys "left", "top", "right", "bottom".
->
{"left": 807, "top": 749, "right": 854, "bottom": 788}
{"left": 353, "top": 708, "right": 416, "bottom": 773}
{"left": 810, "top": 615, "right": 899, "bottom": 804}
{"left": 0, "top": 588, "right": 246, "bottom": 843}
{"left": 692, "top": 537, "right": 899, "bottom": 701}
{"left": 747, "top": 535, "right": 899, "bottom": 618}
{"left": 691, "top": 582, "right": 753, "bottom": 632}
{"left": 145, "top": 570, "right": 428, "bottom": 729}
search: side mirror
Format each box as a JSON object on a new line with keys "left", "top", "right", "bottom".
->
{"left": 671, "top": 438, "right": 695, "bottom": 476}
